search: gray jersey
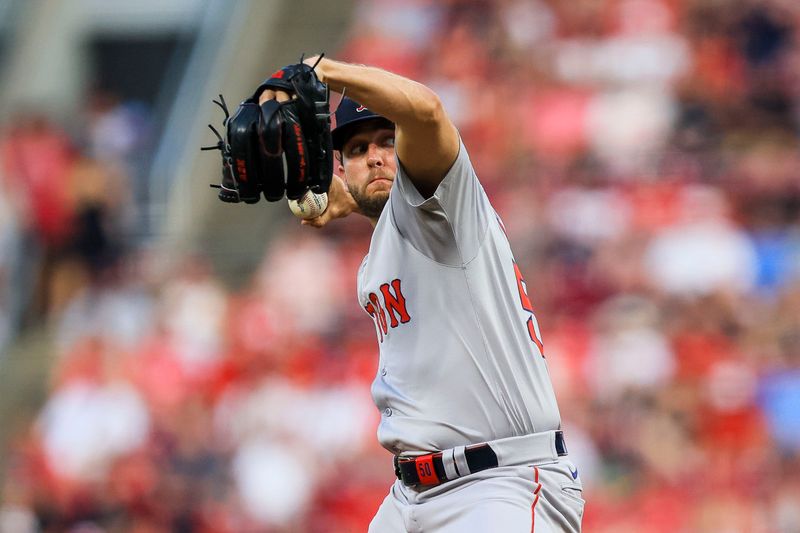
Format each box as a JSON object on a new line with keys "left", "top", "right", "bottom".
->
{"left": 357, "top": 141, "right": 561, "bottom": 455}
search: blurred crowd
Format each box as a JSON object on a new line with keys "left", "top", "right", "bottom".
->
{"left": 1, "top": 0, "right": 800, "bottom": 531}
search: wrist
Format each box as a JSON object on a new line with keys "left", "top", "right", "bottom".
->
{"left": 304, "top": 56, "right": 329, "bottom": 84}
{"left": 314, "top": 58, "right": 347, "bottom": 93}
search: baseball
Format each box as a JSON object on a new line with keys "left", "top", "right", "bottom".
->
{"left": 288, "top": 190, "right": 328, "bottom": 219}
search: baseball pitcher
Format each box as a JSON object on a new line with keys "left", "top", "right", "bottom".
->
{"left": 204, "top": 55, "right": 584, "bottom": 532}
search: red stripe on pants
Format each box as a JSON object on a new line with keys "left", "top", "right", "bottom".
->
{"left": 531, "top": 466, "right": 542, "bottom": 532}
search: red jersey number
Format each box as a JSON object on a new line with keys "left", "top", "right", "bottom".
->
{"left": 513, "top": 261, "right": 545, "bottom": 357}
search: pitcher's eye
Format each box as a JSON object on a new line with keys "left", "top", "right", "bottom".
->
{"left": 347, "top": 143, "right": 367, "bottom": 157}
{"left": 383, "top": 136, "right": 395, "bottom": 148}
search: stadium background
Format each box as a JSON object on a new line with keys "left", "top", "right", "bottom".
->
{"left": 0, "top": 0, "right": 799, "bottom": 531}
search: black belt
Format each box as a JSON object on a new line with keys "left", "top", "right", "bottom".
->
{"left": 394, "top": 430, "right": 567, "bottom": 487}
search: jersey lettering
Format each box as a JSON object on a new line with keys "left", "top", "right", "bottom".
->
{"left": 364, "top": 301, "right": 384, "bottom": 342}
{"left": 369, "top": 293, "right": 388, "bottom": 335}
{"left": 380, "top": 279, "right": 411, "bottom": 328}
{"left": 364, "top": 279, "right": 412, "bottom": 343}
{"left": 513, "top": 261, "right": 545, "bottom": 357}
{"left": 514, "top": 262, "right": 534, "bottom": 313}
{"left": 497, "top": 213, "right": 546, "bottom": 357}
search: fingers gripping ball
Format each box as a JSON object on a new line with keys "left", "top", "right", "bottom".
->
{"left": 288, "top": 190, "right": 328, "bottom": 219}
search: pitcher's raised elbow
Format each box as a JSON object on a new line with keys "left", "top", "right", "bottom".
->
{"left": 413, "top": 88, "right": 446, "bottom": 125}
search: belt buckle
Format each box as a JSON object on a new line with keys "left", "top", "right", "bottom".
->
{"left": 396, "top": 453, "right": 441, "bottom": 487}
{"left": 393, "top": 455, "right": 402, "bottom": 479}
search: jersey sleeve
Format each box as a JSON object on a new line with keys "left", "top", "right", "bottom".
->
{"left": 389, "top": 139, "right": 491, "bottom": 266}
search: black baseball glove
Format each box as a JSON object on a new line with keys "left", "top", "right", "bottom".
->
{"left": 202, "top": 56, "right": 333, "bottom": 203}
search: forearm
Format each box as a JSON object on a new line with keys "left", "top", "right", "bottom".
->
{"left": 313, "top": 58, "right": 443, "bottom": 130}
{"left": 309, "top": 56, "right": 459, "bottom": 196}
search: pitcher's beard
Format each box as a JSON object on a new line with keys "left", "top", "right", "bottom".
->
{"left": 348, "top": 184, "right": 389, "bottom": 219}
